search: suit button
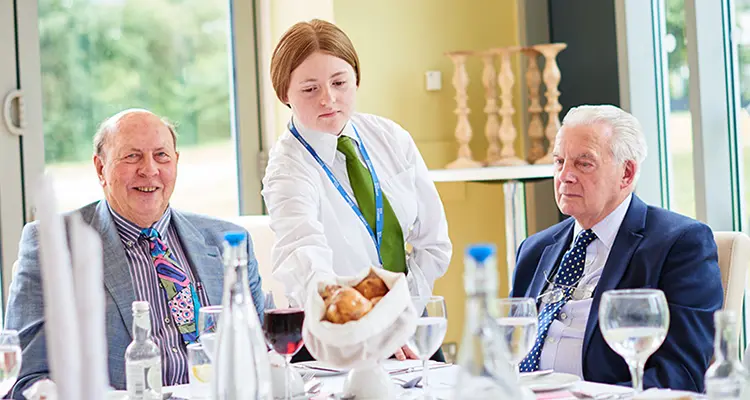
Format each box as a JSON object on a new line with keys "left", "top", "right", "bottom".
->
{"left": 171, "top": 347, "right": 179, "bottom": 353}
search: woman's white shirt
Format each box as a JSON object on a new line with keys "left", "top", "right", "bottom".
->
{"left": 261, "top": 112, "right": 452, "bottom": 303}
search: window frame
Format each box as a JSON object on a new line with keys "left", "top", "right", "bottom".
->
{"left": 2, "top": 0, "right": 265, "bottom": 309}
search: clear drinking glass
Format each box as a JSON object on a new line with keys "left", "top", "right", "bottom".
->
{"left": 599, "top": 289, "right": 670, "bottom": 393}
{"left": 262, "top": 307, "right": 305, "bottom": 400}
{"left": 406, "top": 296, "right": 448, "bottom": 399}
{"left": 198, "top": 305, "right": 222, "bottom": 361}
{"left": 0, "top": 330, "right": 21, "bottom": 398}
{"left": 491, "top": 298, "right": 538, "bottom": 382}
{"left": 187, "top": 343, "right": 212, "bottom": 400}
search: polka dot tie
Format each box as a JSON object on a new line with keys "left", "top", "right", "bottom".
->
{"left": 519, "top": 229, "right": 597, "bottom": 372}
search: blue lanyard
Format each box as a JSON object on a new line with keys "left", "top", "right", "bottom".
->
{"left": 288, "top": 121, "right": 384, "bottom": 264}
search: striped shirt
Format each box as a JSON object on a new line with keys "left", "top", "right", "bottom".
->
{"left": 108, "top": 203, "right": 210, "bottom": 386}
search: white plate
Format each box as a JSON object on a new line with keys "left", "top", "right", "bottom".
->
{"left": 634, "top": 388, "right": 699, "bottom": 399}
{"left": 106, "top": 392, "right": 128, "bottom": 400}
{"left": 107, "top": 390, "right": 175, "bottom": 400}
{"left": 293, "top": 361, "right": 349, "bottom": 377}
{"left": 520, "top": 372, "right": 581, "bottom": 392}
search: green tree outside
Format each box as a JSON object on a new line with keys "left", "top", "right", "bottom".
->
{"left": 39, "top": 0, "right": 232, "bottom": 164}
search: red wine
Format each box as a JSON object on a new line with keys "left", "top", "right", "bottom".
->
{"left": 263, "top": 308, "right": 305, "bottom": 356}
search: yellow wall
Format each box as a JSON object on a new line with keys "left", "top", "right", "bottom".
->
{"left": 333, "top": 0, "right": 523, "bottom": 345}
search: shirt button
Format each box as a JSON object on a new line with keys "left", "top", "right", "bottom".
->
{"left": 164, "top": 317, "right": 170, "bottom": 324}
{"left": 546, "top": 337, "right": 557, "bottom": 344}
{"left": 171, "top": 347, "right": 178, "bottom": 353}
{"left": 559, "top": 313, "right": 568, "bottom": 321}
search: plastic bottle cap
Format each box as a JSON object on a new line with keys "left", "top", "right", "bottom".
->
{"left": 224, "top": 231, "right": 247, "bottom": 245}
{"left": 132, "top": 301, "right": 150, "bottom": 312}
{"left": 466, "top": 244, "right": 496, "bottom": 263}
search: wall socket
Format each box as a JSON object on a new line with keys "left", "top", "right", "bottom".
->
{"left": 425, "top": 71, "right": 442, "bottom": 91}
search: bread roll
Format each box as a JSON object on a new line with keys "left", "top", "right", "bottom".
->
{"left": 353, "top": 271, "right": 388, "bottom": 300}
{"left": 325, "top": 287, "right": 373, "bottom": 324}
{"left": 320, "top": 284, "right": 342, "bottom": 307}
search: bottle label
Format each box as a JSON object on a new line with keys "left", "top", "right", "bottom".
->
{"left": 148, "top": 360, "right": 163, "bottom": 393}
{"left": 126, "top": 359, "right": 162, "bottom": 399}
{"left": 126, "top": 362, "right": 146, "bottom": 400}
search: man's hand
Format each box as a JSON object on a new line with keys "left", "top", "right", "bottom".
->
{"left": 394, "top": 345, "right": 419, "bottom": 361}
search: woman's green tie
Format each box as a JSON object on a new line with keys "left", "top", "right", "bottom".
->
{"left": 337, "top": 135, "right": 407, "bottom": 273}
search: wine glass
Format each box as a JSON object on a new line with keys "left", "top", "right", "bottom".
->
{"left": 599, "top": 289, "right": 670, "bottom": 393}
{"left": 406, "top": 296, "right": 447, "bottom": 399}
{"left": 0, "top": 330, "right": 21, "bottom": 398}
{"left": 491, "top": 298, "right": 537, "bottom": 382}
{"left": 198, "top": 305, "right": 222, "bottom": 361}
{"left": 263, "top": 306, "right": 305, "bottom": 400}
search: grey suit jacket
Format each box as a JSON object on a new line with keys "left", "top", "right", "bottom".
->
{"left": 5, "top": 200, "right": 265, "bottom": 398}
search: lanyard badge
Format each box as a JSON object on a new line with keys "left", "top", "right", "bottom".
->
{"left": 288, "top": 121, "right": 384, "bottom": 265}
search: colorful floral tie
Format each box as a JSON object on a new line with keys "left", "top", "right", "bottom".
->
{"left": 519, "top": 229, "right": 597, "bottom": 372}
{"left": 141, "top": 227, "right": 201, "bottom": 345}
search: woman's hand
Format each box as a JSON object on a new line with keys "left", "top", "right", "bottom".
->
{"left": 394, "top": 344, "right": 419, "bottom": 361}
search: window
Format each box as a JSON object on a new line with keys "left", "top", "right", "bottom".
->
{"left": 39, "top": 0, "right": 239, "bottom": 217}
{"left": 665, "top": 0, "right": 697, "bottom": 218}
{"left": 734, "top": 1, "right": 750, "bottom": 225}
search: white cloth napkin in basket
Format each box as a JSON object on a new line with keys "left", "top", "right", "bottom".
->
{"left": 302, "top": 267, "right": 418, "bottom": 369}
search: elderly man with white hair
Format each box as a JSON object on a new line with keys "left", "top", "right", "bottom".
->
{"left": 511, "top": 105, "right": 722, "bottom": 392}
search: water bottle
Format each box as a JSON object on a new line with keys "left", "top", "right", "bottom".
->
{"left": 212, "top": 231, "right": 272, "bottom": 399}
{"left": 125, "top": 301, "right": 162, "bottom": 400}
{"left": 453, "top": 244, "right": 525, "bottom": 399}
{"left": 705, "top": 310, "right": 748, "bottom": 399}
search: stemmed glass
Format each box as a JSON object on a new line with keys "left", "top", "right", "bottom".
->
{"left": 198, "top": 305, "right": 223, "bottom": 361}
{"left": 406, "top": 296, "right": 448, "bottom": 399}
{"left": 491, "top": 298, "right": 537, "bottom": 382}
{"left": 262, "top": 306, "right": 305, "bottom": 400}
{"left": 0, "top": 330, "right": 21, "bottom": 398}
{"left": 599, "top": 289, "right": 670, "bottom": 393}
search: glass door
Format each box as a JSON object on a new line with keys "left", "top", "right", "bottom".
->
{"left": 0, "top": 0, "right": 42, "bottom": 309}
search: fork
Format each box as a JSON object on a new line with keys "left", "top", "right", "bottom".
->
{"left": 304, "top": 378, "right": 322, "bottom": 394}
{"left": 393, "top": 376, "right": 423, "bottom": 388}
{"left": 301, "top": 370, "right": 315, "bottom": 382}
{"left": 571, "top": 391, "right": 632, "bottom": 400}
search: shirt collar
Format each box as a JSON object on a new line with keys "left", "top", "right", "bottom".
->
{"left": 290, "top": 116, "right": 356, "bottom": 165}
{"left": 106, "top": 200, "right": 173, "bottom": 246}
{"left": 573, "top": 193, "right": 632, "bottom": 251}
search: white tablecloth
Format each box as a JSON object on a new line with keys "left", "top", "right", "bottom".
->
{"left": 164, "top": 360, "right": 637, "bottom": 400}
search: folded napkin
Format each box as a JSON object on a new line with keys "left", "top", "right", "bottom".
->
{"left": 303, "top": 267, "right": 417, "bottom": 369}
{"left": 31, "top": 175, "right": 108, "bottom": 399}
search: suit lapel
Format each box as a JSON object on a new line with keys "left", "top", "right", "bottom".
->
{"left": 526, "top": 220, "right": 575, "bottom": 299}
{"left": 582, "top": 195, "right": 647, "bottom": 362}
{"left": 89, "top": 201, "right": 136, "bottom": 339}
{"left": 170, "top": 211, "right": 224, "bottom": 306}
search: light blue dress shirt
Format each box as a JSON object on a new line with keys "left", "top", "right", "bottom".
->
{"left": 538, "top": 194, "right": 633, "bottom": 377}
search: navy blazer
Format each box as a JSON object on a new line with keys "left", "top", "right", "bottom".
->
{"left": 511, "top": 195, "right": 722, "bottom": 392}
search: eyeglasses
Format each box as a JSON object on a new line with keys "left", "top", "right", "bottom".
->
{"left": 536, "top": 271, "right": 595, "bottom": 305}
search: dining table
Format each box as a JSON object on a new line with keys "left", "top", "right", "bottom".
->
{"left": 158, "top": 359, "right": 685, "bottom": 400}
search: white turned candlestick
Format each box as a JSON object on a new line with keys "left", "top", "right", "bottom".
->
{"left": 533, "top": 43, "right": 567, "bottom": 164}
{"left": 446, "top": 51, "right": 481, "bottom": 169}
